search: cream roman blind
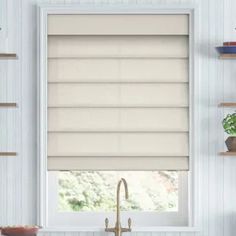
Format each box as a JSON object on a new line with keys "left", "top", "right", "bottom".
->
{"left": 47, "top": 14, "right": 189, "bottom": 171}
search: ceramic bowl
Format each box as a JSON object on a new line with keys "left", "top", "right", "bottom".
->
{"left": 216, "top": 46, "right": 236, "bottom": 54}
{"left": 0, "top": 226, "right": 39, "bottom": 236}
{"left": 223, "top": 41, "right": 236, "bottom": 46}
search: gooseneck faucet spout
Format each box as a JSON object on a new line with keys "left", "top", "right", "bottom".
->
{"left": 105, "top": 178, "right": 132, "bottom": 236}
{"left": 116, "top": 178, "right": 128, "bottom": 228}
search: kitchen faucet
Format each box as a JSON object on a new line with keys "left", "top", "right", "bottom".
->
{"left": 105, "top": 178, "right": 131, "bottom": 236}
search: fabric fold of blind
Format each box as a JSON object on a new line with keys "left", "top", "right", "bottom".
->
{"left": 47, "top": 14, "right": 189, "bottom": 171}
{"left": 48, "top": 157, "right": 188, "bottom": 171}
{"left": 48, "top": 14, "right": 189, "bottom": 35}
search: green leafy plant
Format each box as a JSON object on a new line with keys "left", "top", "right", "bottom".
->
{"left": 222, "top": 113, "right": 236, "bottom": 136}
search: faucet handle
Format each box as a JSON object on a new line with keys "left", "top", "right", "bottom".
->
{"left": 105, "top": 218, "right": 109, "bottom": 229}
{"left": 128, "top": 218, "right": 131, "bottom": 229}
{"left": 121, "top": 218, "right": 132, "bottom": 233}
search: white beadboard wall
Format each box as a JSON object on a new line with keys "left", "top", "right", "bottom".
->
{"left": 0, "top": 0, "right": 236, "bottom": 236}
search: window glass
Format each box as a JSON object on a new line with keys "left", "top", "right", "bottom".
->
{"left": 58, "top": 171, "right": 178, "bottom": 212}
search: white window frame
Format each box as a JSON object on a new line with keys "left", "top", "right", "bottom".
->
{"left": 37, "top": 4, "right": 200, "bottom": 232}
{"left": 47, "top": 171, "right": 188, "bottom": 228}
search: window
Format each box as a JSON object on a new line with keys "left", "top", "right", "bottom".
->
{"left": 47, "top": 171, "right": 188, "bottom": 227}
{"left": 39, "top": 10, "right": 193, "bottom": 229}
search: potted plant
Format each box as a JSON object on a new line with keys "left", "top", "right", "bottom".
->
{"left": 222, "top": 112, "right": 236, "bottom": 151}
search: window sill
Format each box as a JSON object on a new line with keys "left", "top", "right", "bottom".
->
{"left": 39, "top": 226, "right": 200, "bottom": 233}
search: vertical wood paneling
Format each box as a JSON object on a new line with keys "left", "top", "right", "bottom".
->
{"left": 0, "top": 1, "right": 9, "bottom": 221}
{"left": 207, "top": 0, "right": 224, "bottom": 235}
{"left": 196, "top": 0, "right": 209, "bottom": 235}
{"left": 1, "top": 1, "right": 236, "bottom": 236}
{"left": 0, "top": 0, "right": 22, "bottom": 226}
{"left": 0, "top": 0, "right": 7, "bottom": 52}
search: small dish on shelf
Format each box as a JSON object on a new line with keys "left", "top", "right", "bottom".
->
{"left": 215, "top": 46, "right": 236, "bottom": 54}
{"left": 0, "top": 226, "right": 40, "bottom": 236}
{"left": 223, "top": 41, "right": 236, "bottom": 46}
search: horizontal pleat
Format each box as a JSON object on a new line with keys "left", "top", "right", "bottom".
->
{"left": 48, "top": 156, "right": 189, "bottom": 171}
{"left": 48, "top": 133, "right": 188, "bottom": 156}
{"left": 48, "top": 107, "right": 188, "bottom": 132}
{"left": 48, "top": 58, "right": 188, "bottom": 83}
{"left": 48, "top": 14, "right": 189, "bottom": 35}
{"left": 48, "top": 35, "right": 189, "bottom": 58}
{"left": 48, "top": 83, "right": 188, "bottom": 107}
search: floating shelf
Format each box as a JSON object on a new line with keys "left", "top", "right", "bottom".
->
{"left": 0, "top": 152, "right": 17, "bottom": 156}
{"left": 219, "top": 102, "right": 236, "bottom": 107}
{"left": 220, "top": 152, "right": 236, "bottom": 156}
{"left": 219, "top": 54, "right": 236, "bottom": 59}
{"left": 0, "top": 103, "right": 17, "bottom": 107}
{"left": 0, "top": 53, "right": 17, "bottom": 59}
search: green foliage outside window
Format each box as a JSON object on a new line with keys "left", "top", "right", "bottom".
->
{"left": 58, "top": 171, "right": 178, "bottom": 212}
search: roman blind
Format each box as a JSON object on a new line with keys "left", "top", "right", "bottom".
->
{"left": 47, "top": 14, "right": 189, "bottom": 171}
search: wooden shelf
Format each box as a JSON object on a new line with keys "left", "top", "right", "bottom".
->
{"left": 219, "top": 54, "right": 236, "bottom": 59}
{"left": 0, "top": 53, "right": 17, "bottom": 59}
{"left": 0, "top": 103, "right": 17, "bottom": 107}
{"left": 220, "top": 152, "right": 236, "bottom": 156}
{"left": 219, "top": 102, "right": 236, "bottom": 107}
{"left": 0, "top": 152, "right": 17, "bottom": 156}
